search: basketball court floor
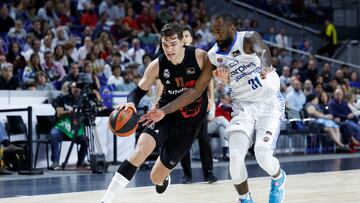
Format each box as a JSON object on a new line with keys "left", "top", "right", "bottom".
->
{"left": 1, "top": 153, "right": 360, "bottom": 203}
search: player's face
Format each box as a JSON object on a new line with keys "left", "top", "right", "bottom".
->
{"left": 161, "top": 35, "right": 184, "bottom": 62}
{"left": 211, "top": 18, "right": 234, "bottom": 50}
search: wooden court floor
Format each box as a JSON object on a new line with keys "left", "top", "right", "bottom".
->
{"left": 1, "top": 170, "right": 359, "bottom": 203}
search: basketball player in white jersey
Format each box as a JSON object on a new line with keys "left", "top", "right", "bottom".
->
{"left": 141, "top": 13, "right": 286, "bottom": 203}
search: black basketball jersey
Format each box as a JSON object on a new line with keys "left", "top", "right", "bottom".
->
{"left": 157, "top": 46, "right": 208, "bottom": 123}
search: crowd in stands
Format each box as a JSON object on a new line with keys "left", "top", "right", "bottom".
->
{"left": 1, "top": 0, "right": 360, "bottom": 154}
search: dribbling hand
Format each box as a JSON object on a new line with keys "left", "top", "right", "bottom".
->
{"left": 260, "top": 67, "right": 275, "bottom": 79}
{"left": 115, "top": 102, "right": 137, "bottom": 113}
{"left": 139, "top": 108, "right": 165, "bottom": 127}
{"left": 214, "top": 68, "right": 229, "bottom": 83}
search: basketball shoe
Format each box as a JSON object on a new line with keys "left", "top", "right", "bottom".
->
{"left": 269, "top": 169, "right": 286, "bottom": 203}
{"left": 238, "top": 193, "right": 254, "bottom": 203}
{"left": 156, "top": 175, "right": 171, "bottom": 194}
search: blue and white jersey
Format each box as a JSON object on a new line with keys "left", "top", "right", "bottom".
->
{"left": 208, "top": 31, "right": 280, "bottom": 103}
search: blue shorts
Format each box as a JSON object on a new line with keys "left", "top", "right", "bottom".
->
{"left": 316, "top": 118, "right": 339, "bottom": 128}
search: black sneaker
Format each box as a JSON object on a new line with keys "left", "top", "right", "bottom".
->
{"left": 180, "top": 175, "right": 192, "bottom": 184}
{"left": 204, "top": 173, "right": 218, "bottom": 183}
{"left": 156, "top": 176, "right": 171, "bottom": 194}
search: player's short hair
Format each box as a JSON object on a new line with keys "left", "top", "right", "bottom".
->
{"left": 160, "top": 22, "right": 183, "bottom": 40}
{"left": 214, "top": 12, "right": 235, "bottom": 25}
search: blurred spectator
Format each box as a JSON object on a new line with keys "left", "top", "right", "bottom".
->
{"left": 346, "top": 92, "right": 360, "bottom": 118}
{"left": 128, "top": 38, "right": 145, "bottom": 66}
{"left": 137, "top": 6, "right": 158, "bottom": 33}
{"left": 318, "top": 91, "right": 330, "bottom": 113}
{"left": 303, "top": 58, "right": 318, "bottom": 84}
{"left": 335, "top": 69, "right": 345, "bottom": 85}
{"left": 0, "top": 3, "right": 15, "bottom": 33}
{"left": 9, "top": 0, "right": 28, "bottom": 22}
{"left": 22, "top": 38, "right": 44, "bottom": 63}
{"left": 57, "top": 2, "right": 71, "bottom": 26}
{"left": 22, "top": 53, "right": 42, "bottom": 85}
{"left": 53, "top": 45, "right": 69, "bottom": 71}
{"left": 285, "top": 79, "right": 306, "bottom": 112}
{"left": 263, "top": 26, "right": 276, "bottom": 43}
{"left": 99, "top": 0, "right": 118, "bottom": 21}
{"left": 138, "top": 54, "right": 152, "bottom": 76}
{"left": 277, "top": 49, "right": 292, "bottom": 68}
{"left": 319, "top": 62, "right": 332, "bottom": 83}
{"left": 40, "top": 35, "right": 55, "bottom": 53}
{"left": 0, "top": 63, "right": 20, "bottom": 90}
{"left": 116, "top": 69, "right": 136, "bottom": 91}
{"left": 61, "top": 62, "right": 80, "bottom": 86}
{"left": 41, "top": 51, "right": 66, "bottom": 82}
{"left": 82, "top": 60, "right": 100, "bottom": 90}
{"left": 207, "top": 103, "right": 229, "bottom": 159}
{"left": 340, "top": 64, "right": 351, "bottom": 79}
{"left": 328, "top": 88, "right": 360, "bottom": 147}
{"left": 305, "top": 93, "right": 351, "bottom": 151}
{"left": 37, "top": 1, "right": 59, "bottom": 27}
{"left": 34, "top": 71, "right": 55, "bottom": 91}
{"left": 6, "top": 42, "right": 26, "bottom": 73}
{"left": 7, "top": 19, "right": 27, "bottom": 41}
{"left": 110, "top": 18, "right": 130, "bottom": 42}
{"left": 53, "top": 27, "right": 69, "bottom": 46}
{"left": 215, "top": 94, "right": 232, "bottom": 122}
{"left": 78, "top": 37, "right": 93, "bottom": 61}
{"left": 317, "top": 19, "right": 337, "bottom": 57}
{"left": 80, "top": 3, "right": 98, "bottom": 28}
{"left": 303, "top": 79, "right": 313, "bottom": 96}
{"left": 349, "top": 71, "right": 360, "bottom": 89}
{"left": 122, "top": 7, "right": 139, "bottom": 31}
{"left": 92, "top": 12, "right": 110, "bottom": 39}
{"left": 28, "top": 19, "right": 44, "bottom": 39}
{"left": 138, "top": 26, "right": 158, "bottom": 53}
{"left": 275, "top": 28, "right": 289, "bottom": 48}
{"left": 119, "top": 41, "right": 133, "bottom": 68}
{"left": 280, "top": 66, "right": 291, "bottom": 93}
{"left": 77, "top": 0, "right": 91, "bottom": 13}
{"left": 107, "top": 65, "right": 124, "bottom": 86}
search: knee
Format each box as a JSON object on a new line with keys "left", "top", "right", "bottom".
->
{"left": 254, "top": 147, "right": 272, "bottom": 168}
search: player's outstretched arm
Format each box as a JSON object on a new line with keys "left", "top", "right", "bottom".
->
{"left": 140, "top": 52, "right": 214, "bottom": 126}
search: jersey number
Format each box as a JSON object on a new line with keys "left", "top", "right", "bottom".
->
{"left": 248, "top": 76, "right": 262, "bottom": 90}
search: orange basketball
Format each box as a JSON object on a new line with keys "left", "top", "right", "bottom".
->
{"left": 108, "top": 108, "right": 138, "bottom": 137}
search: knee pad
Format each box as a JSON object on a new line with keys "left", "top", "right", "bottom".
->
{"left": 254, "top": 147, "right": 279, "bottom": 176}
{"left": 228, "top": 134, "right": 251, "bottom": 184}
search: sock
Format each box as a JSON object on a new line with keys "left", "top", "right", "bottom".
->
{"left": 100, "top": 160, "right": 137, "bottom": 203}
{"left": 239, "top": 192, "right": 249, "bottom": 200}
{"left": 272, "top": 169, "right": 283, "bottom": 180}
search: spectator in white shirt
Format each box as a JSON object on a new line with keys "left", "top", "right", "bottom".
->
{"left": 128, "top": 38, "right": 145, "bottom": 66}
{"left": 275, "top": 28, "right": 289, "bottom": 48}
{"left": 107, "top": 65, "right": 124, "bottom": 86}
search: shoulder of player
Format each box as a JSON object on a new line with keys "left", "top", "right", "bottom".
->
{"left": 144, "top": 58, "right": 160, "bottom": 76}
{"left": 195, "top": 48, "right": 208, "bottom": 69}
{"left": 244, "top": 31, "right": 262, "bottom": 42}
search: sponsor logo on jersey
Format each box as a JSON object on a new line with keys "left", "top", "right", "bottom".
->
{"left": 167, "top": 87, "right": 189, "bottom": 95}
{"left": 229, "top": 62, "right": 256, "bottom": 78}
{"left": 166, "top": 80, "right": 171, "bottom": 84}
{"left": 186, "top": 67, "right": 195, "bottom": 75}
{"left": 217, "top": 58, "right": 223, "bottom": 63}
{"left": 163, "top": 69, "right": 170, "bottom": 78}
{"left": 232, "top": 49, "right": 240, "bottom": 57}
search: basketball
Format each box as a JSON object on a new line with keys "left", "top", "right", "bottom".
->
{"left": 108, "top": 107, "right": 138, "bottom": 137}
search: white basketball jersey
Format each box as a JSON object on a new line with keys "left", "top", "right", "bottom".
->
{"left": 208, "top": 31, "right": 280, "bottom": 103}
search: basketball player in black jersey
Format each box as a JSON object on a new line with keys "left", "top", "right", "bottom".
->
{"left": 99, "top": 22, "right": 215, "bottom": 203}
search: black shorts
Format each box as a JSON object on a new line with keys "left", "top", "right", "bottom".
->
{"left": 143, "top": 121, "right": 202, "bottom": 169}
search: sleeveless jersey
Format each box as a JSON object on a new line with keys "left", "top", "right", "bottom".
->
{"left": 157, "top": 46, "right": 208, "bottom": 123}
{"left": 208, "top": 31, "right": 280, "bottom": 103}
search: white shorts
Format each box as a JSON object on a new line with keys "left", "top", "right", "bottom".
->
{"left": 226, "top": 91, "right": 285, "bottom": 150}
